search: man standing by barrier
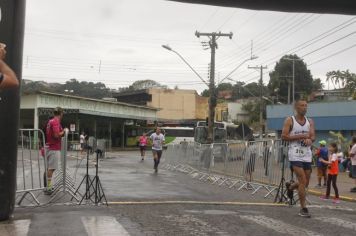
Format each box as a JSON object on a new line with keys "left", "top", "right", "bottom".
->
{"left": 282, "top": 99, "right": 315, "bottom": 218}
{"left": 45, "top": 107, "right": 65, "bottom": 194}
{"left": 150, "top": 127, "right": 165, "bottom": 173}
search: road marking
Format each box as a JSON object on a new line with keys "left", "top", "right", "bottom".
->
{"left": 240, "top": 215, "right": 322, "bottom": 236}
{"left": 315, "top": 217, "right": 356, "bottom": 231}
{"left": 81, "top": 216, "right": 130, "bottom": 236}
{"left": 165, "top": 214, "right": 229, "bottom": 236}
{"left": 309, "top": 204, "right": 356, "bottom": 212}
{"left": 108, "top": 200, "right": 286, "bottom": 207}
{"left": 0, "top": 219, "right": 31, "bottom": 236}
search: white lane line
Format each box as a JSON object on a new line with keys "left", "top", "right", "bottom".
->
{"left": 164, "top": 214, "right": 229, "bottom": 236}
{"left": 240, "top": 215, "right": 322, "bottom": 236}
{"left": 309, "top": 205, "right": 356, "bottom": 212}
{"left": 81, "top": 216, "right": 130, "bottom": 236}
{"left": 0, "top": 219, "right": 31, "bottom": 236}
{"left": 315, "top": 217, "right": 356, "bottom": 231}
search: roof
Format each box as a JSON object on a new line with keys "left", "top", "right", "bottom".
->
{"left": 170, "top": 0, "right": 356, "bottom": 15}
{"left": 25, "top": 91, "right": 158, "bottom": 111}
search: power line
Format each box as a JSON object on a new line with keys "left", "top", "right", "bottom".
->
{"left": 308, "top": 43, "right": 356, "bottom": 66}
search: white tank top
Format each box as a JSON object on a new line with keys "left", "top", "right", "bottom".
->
{"left": 288, "top": 116, "right": 312, "bottom": 162}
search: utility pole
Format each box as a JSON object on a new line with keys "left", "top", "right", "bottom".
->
{"left": 282, "top": 56, "right": 303, "bottom": 104}
{"left": 195, "top": 31, "right": 232, "bottom": 143}
{"left": 248, "top": 65, "right": 267, "bottom": 139}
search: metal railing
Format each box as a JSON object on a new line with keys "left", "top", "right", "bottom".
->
{"left": 16, "top": 129, "right": 80, "bottom": 206}
{"left": 16, "top": 129, "right": 47, "bottom": 206}
{"left": 163, "top": 139, "right": 291, "bottom": 198}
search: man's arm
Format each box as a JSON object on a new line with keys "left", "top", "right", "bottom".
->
{"left": 281, "top": 117, "right": 309, "bottom": 141}
{"left": 0, "top": 47, "right": 19, "bottom": 89}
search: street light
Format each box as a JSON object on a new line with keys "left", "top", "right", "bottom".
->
{"left": 219, "top": 55, "right": 258, "bottom": 84}
{"left": 162, "top": 45, "right": 209, "bottom": 86}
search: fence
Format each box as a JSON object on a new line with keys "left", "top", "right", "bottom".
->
{"left": 16, "top": 129, "right": 47, "bottom": 206}
{"left": 16, "top": 129, "right": 80, "bottom": 206}
{"left": 164, "top": 139, "right": 292, "bottom": 198}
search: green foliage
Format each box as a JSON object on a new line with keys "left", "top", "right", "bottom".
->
{"left": 128, "top": 79, "right": 167, "bottom": 91}
{"left": 326, "top": 70, "right": 356, "bottom": 96}
{"left": 312, "top": 78, "right": 323, "bottom": 91}
{"left": 241, "top": 100, "right": 265, "bottom": 125}
{"left": 268, "top": 54, "right": 313, "bottom": 102}
{"left": 200, "top": 81, "right": 269, "bottom": 100}
{"left": 328, "top": 131, "right": 350, "bottom": 153}
{"left": 21, "top": 78, "right": 112, "bottom": 99}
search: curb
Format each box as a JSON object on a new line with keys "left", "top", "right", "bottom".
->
{"left": 107, "top": 201, "right": 287, "bottom": 207}
{"left": 308, "top": 189, "right": 356, "bottom": 202}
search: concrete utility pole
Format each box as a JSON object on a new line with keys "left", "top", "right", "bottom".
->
{"left": 0, "top": 0, "right": 26, "bottom": 221}
{"left": 282, "top": 57, "right": 303, "bottom": 104}
{"left": 248, "top": 65, "right": 267, "bottom": 139}
{"left": 195, "top": 31, "right": 232, "bottom": 143}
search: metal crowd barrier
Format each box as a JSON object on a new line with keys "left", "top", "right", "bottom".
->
{"left": 16, "top": 129, "right": 80, "bottom": 206}
{"left": 16, "top": 129, "right": 47, "bottom": 206}
{"left": 163, "top": 139, "right": 292, "bottom": 199}
{"left": 48, "top": 130, "right": 80, "bottom": 203}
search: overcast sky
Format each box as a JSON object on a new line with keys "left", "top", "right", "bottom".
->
{"left": 22, "top": 0, "right": 356, "bottom": 93}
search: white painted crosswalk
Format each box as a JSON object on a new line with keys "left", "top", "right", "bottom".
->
{"left": 81, "top": 216, "right": 130, "bottom": 236}
{"left": 240, "top": 215, "right": 322, "bottom": 236}
{"left": 1, "top": 213, "right": 356, "bottom": 235}
{"left": 315, "top": 217, "right": 356, "bottom": 231}
{"left": 0, "top": 219, "right": 30, "bottom": 236}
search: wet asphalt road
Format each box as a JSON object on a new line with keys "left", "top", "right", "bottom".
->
{"left": 2, "top": 151, "right": 356, "bottom": 236}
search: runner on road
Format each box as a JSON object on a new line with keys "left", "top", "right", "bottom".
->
{"left": 282, "top": 99, "right": 315, "bottom": 218}
{"left": 150, "top": 127, "right": 165, "bottom": 173}
{"left": 138, "top": 132, "right": 148, "bottom": 161}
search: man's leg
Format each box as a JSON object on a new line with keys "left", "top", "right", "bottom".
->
{"left": 156, "top": 150, "right": 162, "bottom": 168}
{"left": 304, "top": 168, "right": 312, "bottom": 188}
{"left": 47, "top": 169, "right": 55, "bottom": 190}
{"left": 152, "top": 150, "right": 158, "bottom": 170}
{"left": 323, "top": 168, "right": 327, "bottom": 186}
{"left": 291, "top": 166, "right": 307, "bottom": 209}
{"left": 316, "top": 168, "right": 322, "bottom": 186}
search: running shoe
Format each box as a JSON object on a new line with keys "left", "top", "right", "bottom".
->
{"left": 319, "top": 195, "right": 330, "bottom": 200}
{"left": 333, "top": 198, "right": 340, "bottom": 204}
{"left": 298, "top": 208, "right": 311, "bottom": 218}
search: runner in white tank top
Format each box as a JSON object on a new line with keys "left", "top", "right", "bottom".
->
{"left": 288, "top": 116, "right": 312, "bottom": 162}
{"left": 281, "top": 99, "right": 315, "bottom": 218}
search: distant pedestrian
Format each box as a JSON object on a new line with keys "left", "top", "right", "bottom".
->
{"left": 349, "top": 136, "right": 356, "bottom": 192}
{"left": 150, "top": 127, "right": 165, "bottom": 173}
{"left": 282, "top": 99, "right": 315, "bottom": 218}
{"left": 80, "top": 132, "right": 87, "bottom": 154}
{"left": 138, "top": 133, "right": 148, "bottom": 161}
{"left": 0, "top": 43, "right": 19, "bottom": 89}
{"left": 45, "top": 107, "right": 66, "bottom": 194}
{"left": 314, "top": 140, "right": 328, "bottom": 188}
{"left": 319, "top": 143, "right": 340, "bottom": 203}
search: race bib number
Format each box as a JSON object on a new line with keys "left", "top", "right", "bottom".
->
{"left": 293, "top": 146, "right": 307, "bottom": 157}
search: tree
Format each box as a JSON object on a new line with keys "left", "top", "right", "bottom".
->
{"left": 268, "top": 54, "right": 313, "bottom": 103}
{"left": 312, "top": 78, "right": 323, "bottom": 91}
{"left": 326, "top": 70, "right": 356, "bottom": 96}
{"left": 129, "top": 79, "right": 167, "bottom": 90}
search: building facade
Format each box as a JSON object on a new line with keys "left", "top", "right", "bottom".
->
{"left": 20, "top": 91, "right": 158, "bottom": 148}
{"left": 267, "top": 101, "right": 356, "bottom": 144}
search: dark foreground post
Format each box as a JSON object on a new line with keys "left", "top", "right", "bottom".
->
{"left": 0, "top": 0, "right": 26, "bottom": 221}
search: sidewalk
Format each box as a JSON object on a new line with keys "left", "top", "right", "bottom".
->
{"left": 308, "top": 167, "right": 356, "bottom": 202}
